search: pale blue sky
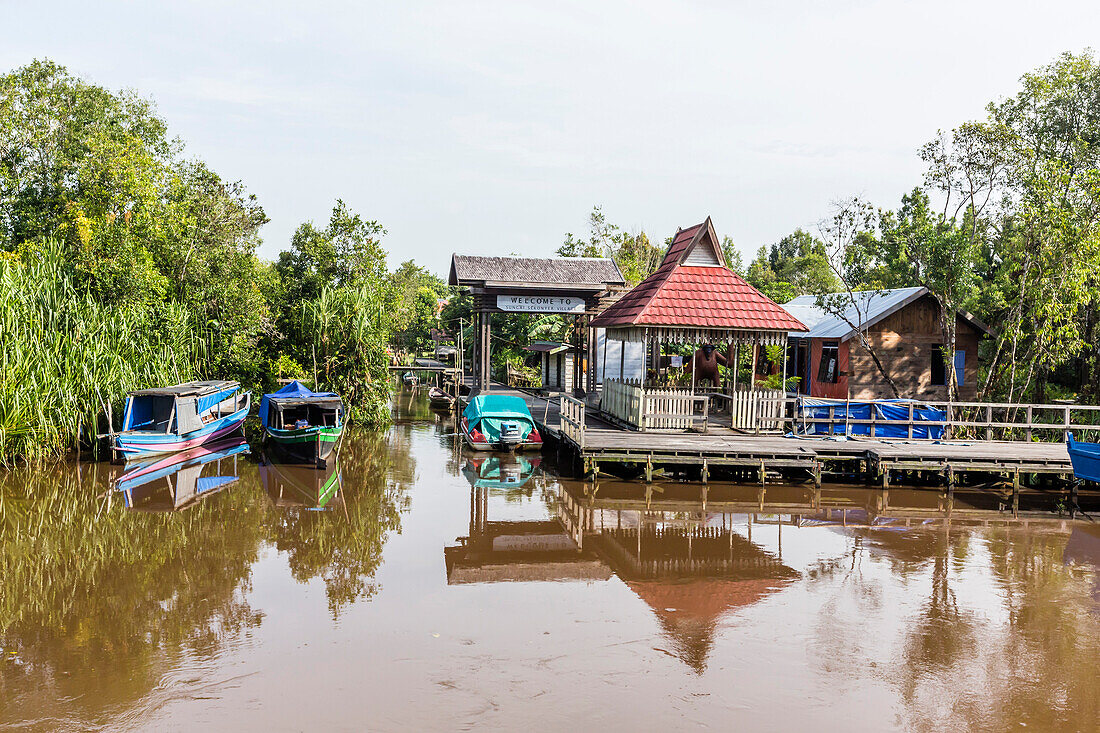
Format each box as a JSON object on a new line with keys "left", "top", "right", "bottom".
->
{"left": 4, "top": 1, "right": 1099, "bottom": 273}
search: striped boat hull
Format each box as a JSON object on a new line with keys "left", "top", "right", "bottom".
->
{"left": 115, "top": 407, "right": 249, "bottom": 460}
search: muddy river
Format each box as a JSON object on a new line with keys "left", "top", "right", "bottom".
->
{"left": 1, "top": 390, "right": 1098, "bottom": 731}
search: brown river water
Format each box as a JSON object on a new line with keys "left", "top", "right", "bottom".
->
{"left": 2, "top": 389, "right": 1099, "bottom": 732}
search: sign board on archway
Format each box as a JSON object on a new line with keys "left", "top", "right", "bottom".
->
{"left": 496, "top": 295, "right": 585, "bottom": 314}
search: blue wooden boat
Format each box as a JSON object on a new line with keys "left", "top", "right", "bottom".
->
{"left": 460, "top": 394, "right": 542, "bottom": 452}
{"left": 1067, "top": 433, "right": 1100, "bottom": 483}
{"left": 259, "top": 381, "right": 344, "bottom": 467}
{"left": 113, "top": 380, "right": 250, "bottom": 460}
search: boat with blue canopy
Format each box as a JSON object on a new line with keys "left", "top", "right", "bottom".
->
{"left": 260, "top": 381, "right": 345, "bottom": 467}
{"left": 460, "top": 394, "right": 542, "bottom": 452}
{"left": 114, "top": 380, "right": 250, "bottom": 460}
{"left": 1067, "top": 433, "right": 1100, "bottom": 484}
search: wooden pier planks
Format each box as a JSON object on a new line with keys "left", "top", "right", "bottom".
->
{"left": 459, "top": 381, "right": 1074, "bottom": 480}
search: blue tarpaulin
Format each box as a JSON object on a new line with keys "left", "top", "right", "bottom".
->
{"left": 798, "top": 398, "right": 945, "bottom": 439}
{"left": 259, "top": 381, "right": 339, "bottom": 429}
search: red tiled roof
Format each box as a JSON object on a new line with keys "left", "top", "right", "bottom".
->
{"left": 591, "top": 219, "right": 807, "bottom": 332}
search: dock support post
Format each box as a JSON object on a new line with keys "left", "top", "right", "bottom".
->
{"left": 947, "top": 465, "right": 955, "bottom": 493}
{"left": 645, "top": 457, "right": 653, "bottom": 484}
{"left": 814, "top": 461, "right": 822, "bottom": 489}
{"left": 702, "top": 459, "right": 709, "bottom": 485}
{"left": 1012, "top": 470, "right": 1020, "bottom": 517}
{"left": 759, "top": 459, "right": 766, "bottom": 487}
{"left": 883, "top": 464, "right": 890, "bottom": 489}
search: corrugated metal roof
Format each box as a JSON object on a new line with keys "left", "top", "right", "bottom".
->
{"left": 783, "top": 287, "right": 927, "bottom": 340}
{"left": 449, "top": 254, "right": 625, "bottom": 287}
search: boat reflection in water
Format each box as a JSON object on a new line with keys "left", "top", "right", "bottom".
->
{"left": 114, "top": 436, "right": 250, "bottom": 511}
{"left": 260, "top": 452, "right": 343, "bottom": 510}
{"left": 445, "top": 455, "right": 611, "bottom": 584}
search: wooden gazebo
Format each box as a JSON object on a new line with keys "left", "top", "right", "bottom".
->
{"left": 589, "top": 217, "right": 807, "bottom": 431}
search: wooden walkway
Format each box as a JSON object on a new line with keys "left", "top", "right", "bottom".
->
{"left": 458, "top": 382, "right": 1075, "bottom": 487}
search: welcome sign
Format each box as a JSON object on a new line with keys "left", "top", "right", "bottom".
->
{"left": 496, "top": 295, "right": 585, "bottom": 314}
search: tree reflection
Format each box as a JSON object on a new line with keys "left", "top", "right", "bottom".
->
{"left": 0, "top": 461, "right": 266, "bottom": 728}
{"left": 262, "top": 430, "right": 413, "bottom": 616}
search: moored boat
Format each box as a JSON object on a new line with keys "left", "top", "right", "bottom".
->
{"left": 402, "top": 372, "right": 419, "bottom": 386}
{"left": 260, "top": 381, "right": 344, "bottom": 468}
{"left": 428, "top": 386, "right": 455, "bottom": 410}
{"left": 113, "top": 381, "right": 249, "bottom": 460}
{"left": 1067, "top": 433, "right": 1100, "bottom": 483}
{"left": 460, "top": 394, "right": 542, "bottom": 452}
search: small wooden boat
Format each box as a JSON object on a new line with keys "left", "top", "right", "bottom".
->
{"left": 114, "top": 381, "right": 249, "bottom": 460}
{"left": 428, "top": 386, "right": 455, "bottom": 410}
{"left": 460, "top": 395, "right": 542, "bottom": 452}
{"left": 1067, "top": 433, "right": 1100, "bottom": 483}
{"left": 115, "top": 436, "right": 249, "bottom": 511}
{"left": 260, "top": 381, "right": 344, "bottom": 468}
{"left": 402, "top": 372, "right": 419, "bottom": 386}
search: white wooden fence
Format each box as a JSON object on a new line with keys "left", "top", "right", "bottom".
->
{"left": 729, "top": 387, "right": 790, "bottom": 433}
{"left": 599, "top": 378, "right": 708, "bottom": 432}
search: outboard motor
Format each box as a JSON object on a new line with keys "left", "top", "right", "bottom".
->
{"left": 499, "top": 421, "right": 523, "bottom": 450}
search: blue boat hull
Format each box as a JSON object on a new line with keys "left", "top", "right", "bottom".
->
{"left": 1067, "top": 433, "right": 1100, "bottom": 484}
{"left": 114, "top": 406, "right": 249, "bottom": 460}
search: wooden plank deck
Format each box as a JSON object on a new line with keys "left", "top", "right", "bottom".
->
{"left": 457, "top": 381, "right": 1075, "bottom": 482}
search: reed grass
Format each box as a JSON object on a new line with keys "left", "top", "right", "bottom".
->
{"left": 0, "top": 241, "right": 207, "bottom": 464}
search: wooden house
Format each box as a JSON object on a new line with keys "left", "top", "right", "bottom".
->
{"left": 782, "top": 287, "right": 990, "bottom": 400}
{"left": 524, "top": 341, "right": 576, "bottom": 393}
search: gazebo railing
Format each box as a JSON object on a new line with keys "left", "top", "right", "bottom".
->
{"left": 600, "top": 378, "right": 708, "bottom": 432}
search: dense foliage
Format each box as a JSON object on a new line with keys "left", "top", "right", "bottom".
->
{"left": 0, "top": 60, "right": 440, "bottom": 462}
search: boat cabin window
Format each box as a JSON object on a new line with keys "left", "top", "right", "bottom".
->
{"left": 273, "top": 403, "right": 341, "bottom": 429}
{"left": 127, "top": 395, "right": 175, "bottom": 432}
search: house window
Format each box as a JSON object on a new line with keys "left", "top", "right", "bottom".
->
{"left": 931, "top": 345, "right": 947, "bottom": 386}
{"left": 932, "top": 346, "right": 966, "bottom": 386}
{"left": 817, "top": 341, "right": 839, "bottom": 384}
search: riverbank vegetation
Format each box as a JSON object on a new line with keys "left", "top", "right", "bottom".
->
{"left": 0, "top": 60, "right": 450, "bottom": 463}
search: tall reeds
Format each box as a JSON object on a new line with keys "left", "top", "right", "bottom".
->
{"left": 0, "top": 241, "right": 206, "bottom": 464}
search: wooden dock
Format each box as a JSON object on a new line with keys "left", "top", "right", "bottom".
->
{"left": 457, "top": 382, "right": 1078, "bottom": 490}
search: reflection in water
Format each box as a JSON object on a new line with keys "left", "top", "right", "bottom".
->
{"left": 446, "top": 455, "right": 610, "bottom": 584}
{"left": 261, "top": 453, "right": 343, "bottom": 510}
{"left": 0, "top": 427, "right": 415, "bottom": 732}
{"left": 116, "top": 436, "right": 250, "bottom": 511}
{"left": 1, "top": 387, "right": 1099, "bottom": 731}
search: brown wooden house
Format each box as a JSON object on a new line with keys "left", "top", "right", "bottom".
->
{"left": 782, "top": 287, "right": 990, "bottom": 401}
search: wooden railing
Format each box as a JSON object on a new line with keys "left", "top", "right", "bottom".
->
{"left": 793, "top": 398, "right": 1100, "bottom": 442}
{"left": 599, "top": 378, "right": 708, "bottom": 432}
{"left": 730, "top": 388, "right": 791, "bottom": 434}
{"left": 642, "top": 387, "right": 708, "bottom": 431}
{"left": 601, "top": 378, "right": 643, "bottom": 428}
{"left": 560, "top": 394, "right": 586, "bottom": 448}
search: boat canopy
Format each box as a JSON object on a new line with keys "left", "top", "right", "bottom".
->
{"left": 462, "top": 395, "right": 534, "bottom": 425}
{"left": 129, "top": 380, "right": 238, "bottom": 397}
{"left": 260, "top": 381, "right": 343, "bottom": 428}
{"left": 124, "top": 381, "right": 242, "bottom": 434}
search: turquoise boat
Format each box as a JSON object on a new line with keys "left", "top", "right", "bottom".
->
{"left": 460, "top": 394, "right": 542, "bottom": 452}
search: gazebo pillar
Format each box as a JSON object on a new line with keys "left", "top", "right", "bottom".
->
{"left": 477, "top": 311, "right": 491, "bottom": 392}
